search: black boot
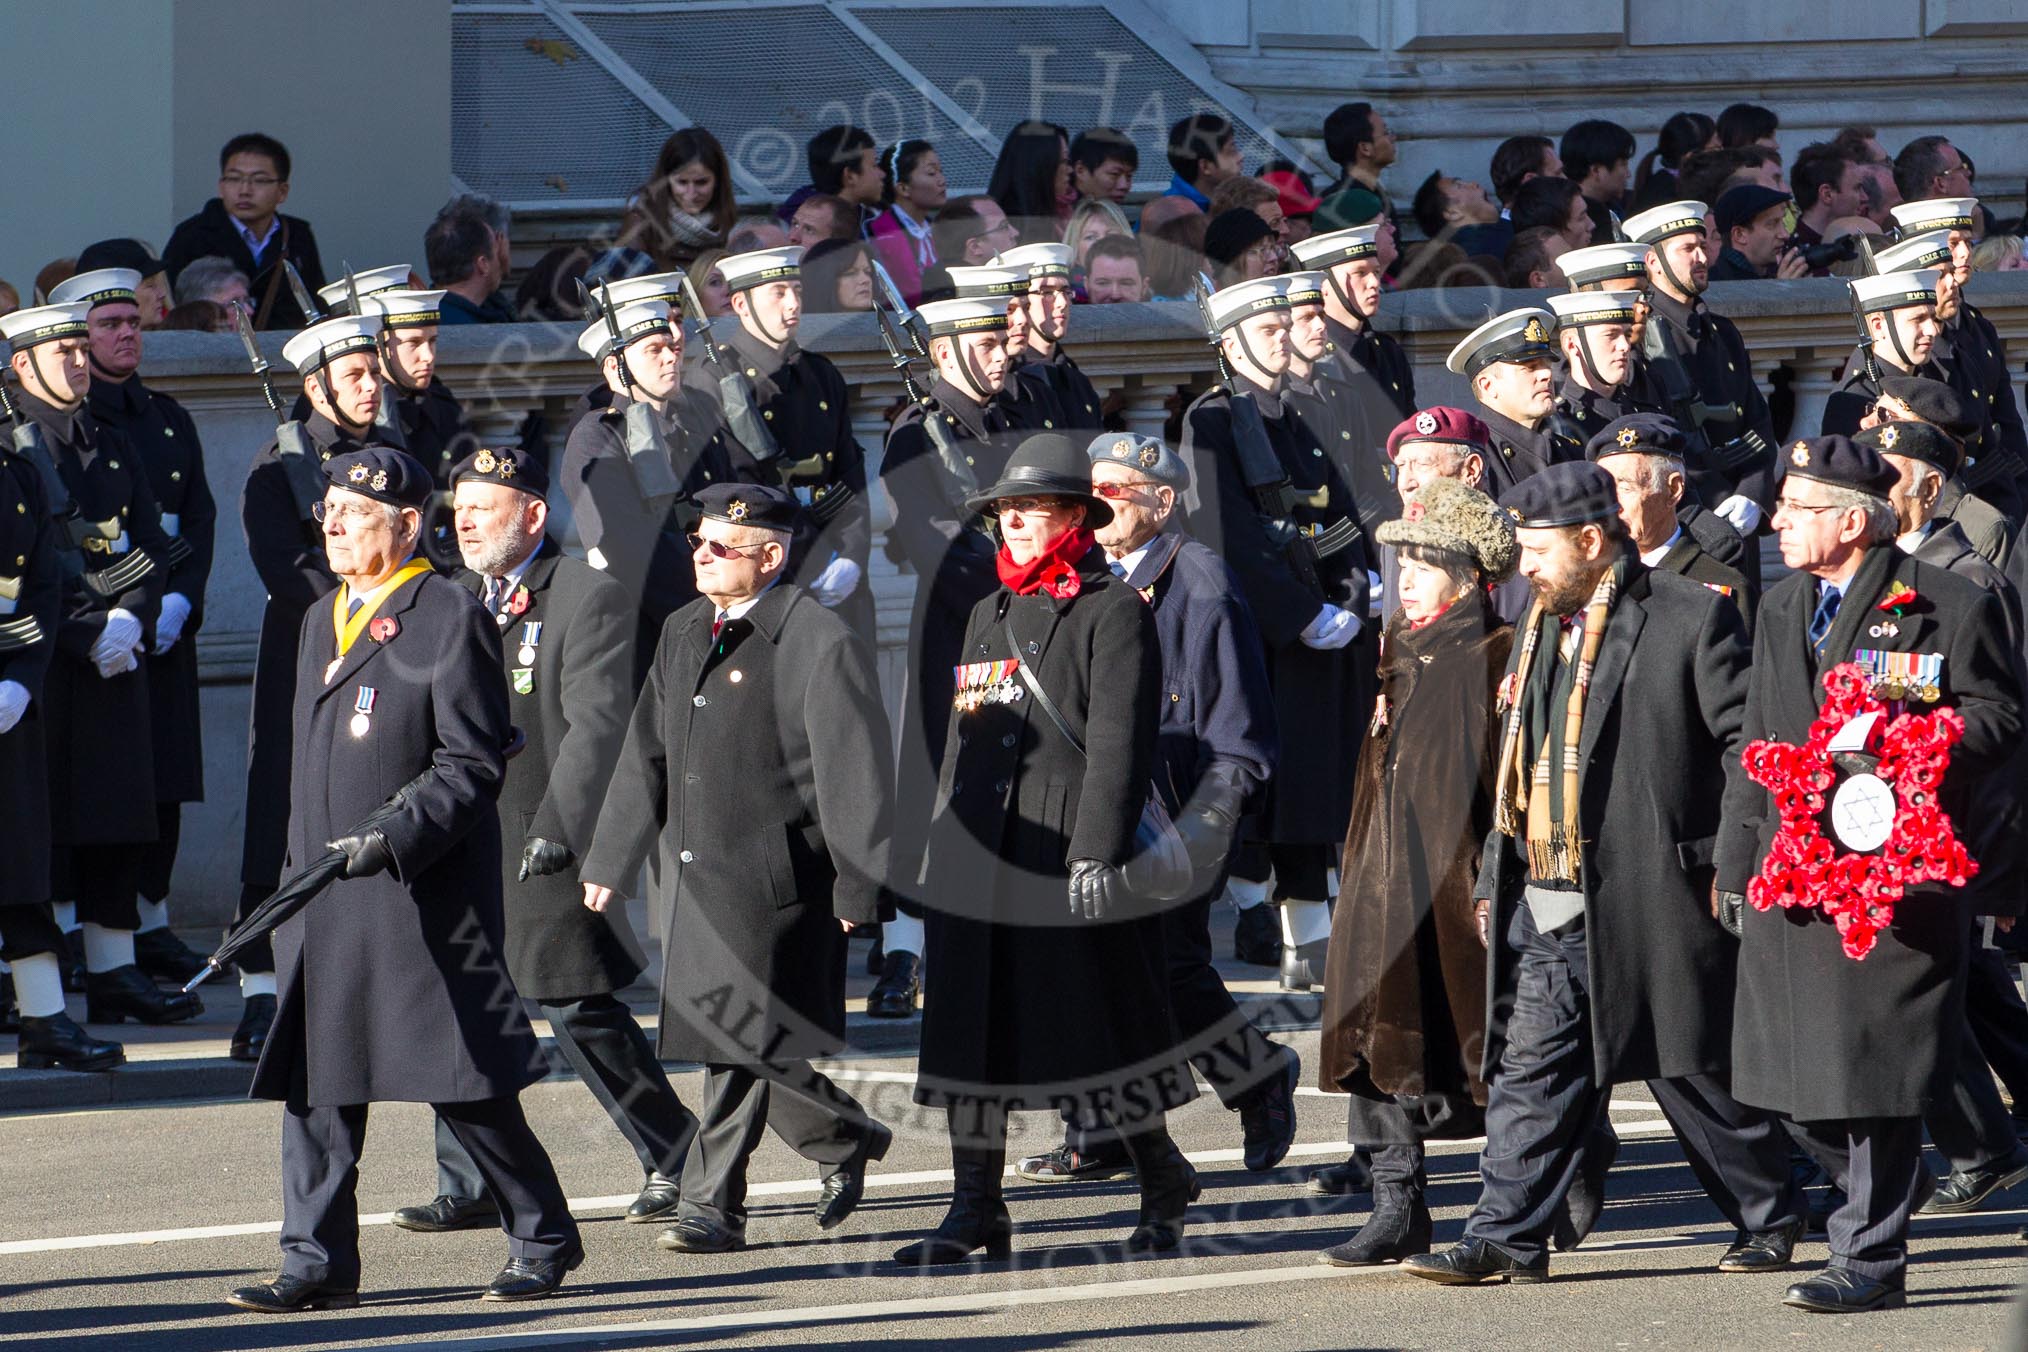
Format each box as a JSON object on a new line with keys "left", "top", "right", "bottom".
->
{"left": 865, "top": 951, "right": 920, "bottom": 1019}
{"left": 84, "top": 964, "right": 203, "bottom": 1025}
{"left": 1121, "top": 1126, "right": 1198, "bottom": 1253}
{"left": 1319, "top": 1183, "right": 1432, "bottom": 1266}
{"left": 17, "top": 1013, "right": 125, "bottom": 1071}
{"left": 136, "top": 927, "right": 210, "bottom": 984}
{"left": 231, "top": 993, "right": 277, "bottom": 1062}
{"left": 894, "top": 1110, "right": 1012, "bottom": 1266}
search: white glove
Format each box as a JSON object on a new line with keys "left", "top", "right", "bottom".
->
{"left": 0, "top": 680, "right": 28, "bottom": 735}
{"left": 89, "top": 608, "right": 144, "bottom": 677}
{"left": 1299, "top": 603, "right": 1362, "bottom": 650}
{"left": 1715, "top": 494, "right": 1762, "bottom": 535}
{"left": 810, "top": 555, "right": 862, "bottom": 607}
{"left": 153, "top": 593, "right": 191, "bottom": 654}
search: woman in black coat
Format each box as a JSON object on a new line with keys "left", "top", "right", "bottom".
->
{"left": 898, "top": 433, "right": 1198, "bottom": 1266}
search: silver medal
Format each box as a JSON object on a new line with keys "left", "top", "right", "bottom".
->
{"left": 517, "top": 645, "right": 536, "bottom": 666}
{"left": 350, "top": 712, "right": 371, "bottom": 738}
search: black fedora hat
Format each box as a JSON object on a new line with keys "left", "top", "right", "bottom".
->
{"left": 964, "top": 432, "right": 1114, "bottom": 527}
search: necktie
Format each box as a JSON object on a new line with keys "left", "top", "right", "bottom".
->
{"left": 346, "top": 595, "right": 364, "bottom": 621}
{"left": 1809, "top": 586, "right": 1841, "bottom": 656}
{"left": 711, "top": 614, "right": 726, "bottom": 642}
{"left": 1109, "top": 560, "right": 1128, "bottom": 580}
{"left": 483, "top": 577, "right": 501, "bottom": 615}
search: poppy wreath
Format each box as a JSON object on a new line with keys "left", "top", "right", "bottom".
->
{"left": 1740, "top": 660, "right": 1975, "bottom": 960}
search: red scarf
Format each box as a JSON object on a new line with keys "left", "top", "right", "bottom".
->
{"left": 996, "top": 527, "right": 1094, "bottom": 600}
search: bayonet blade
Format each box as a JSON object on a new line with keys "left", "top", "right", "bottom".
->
{"left": 283, "top": 261, "right": 322, "bottom": 324}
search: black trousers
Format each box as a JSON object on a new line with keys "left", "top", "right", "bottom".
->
{"left": 1229, "top": 841, "right": 1332, "bottom": 903}
{"left": 1064, "top": 882, "right": 1285, "bottom": 1157}
{"left": 437, "top": 994, "right": 700, "bottom": 1198}
{"left": 59, "top": 844, "right": 146, "bottom": 931}
{"left": 1788, "top": 1116, "right": 1923, "bottom": 1282}
{"left": 1466, "top": 904, "right": 1799, "bottom": 1264}
{"left": 138, "top": 802, "right": 181, "bottom": 904}
{"left": 0, "top": 902, "right": 66, "bottom": 963}
{"left": 281, "top": 1095, "right": 578, "bottom": 1287}
{"left": 1965, "top": 938, "right": 2028, "bottom": 1108}
{"left": 1924, "top": 1010, "right": 2019, "bottom": 1175}
{"left": 678, "top": 1057, "right": 875, "bottom": 1234}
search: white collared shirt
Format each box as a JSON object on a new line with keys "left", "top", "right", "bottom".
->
{"left": 1639, "top": 526, "right": 1684, "bottom": 568}
{"left": 233, "top": 213, "right": 280, "bottom": 260}
{"left": 1896, "top": 521, "right": 1933, "bottom": 554}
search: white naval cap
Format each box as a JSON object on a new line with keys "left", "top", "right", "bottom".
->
{"left": 717, "top": 246, "right": 804, "bottom": 293}
{"left": 1871, "top": 230, "right": 1952, "bottom": 276}
{"left": 281, "top": 313, "right": 382, "bottom": 375}
{"left": 1290, "top": 224, "right": 1380, "bottom": 269}
{"left": 1558, "top": 242, "right": 1651, "bottom": 289}
{"left": 576, "top": 299, "right": 674, "bottom": 361}
{"left": 1621, "top": 200, "right": 1709, "bottom": 246}
{"left": 1203, "top": 276, "right": 1290, "bottom": 332}
{"left": 993, "top": 243, "right": 1074, "bottom": 278}
{"left": 1890, "top": 197, "right": 1977, "bottom": 235}
{"left": 1547, "top": 290, "right": 1639, "bottom": 327}
{"left": 316, "top": 264, "right": 417, "bottom": 314}
{"left": 1280, "top": 270, "right": 1327, "bottom": 306}
{"left": 359, "top": 289, "right": 446, "bottom": 329}
{"left": 916, "top": 294, "right": 1010, "bottom": 337}
{"left": 0, "top": 301, "right": 91, "bottom": 353}
{"left": 48, "top": 268, "right": 141, "bottom": 310}
{"left": 945, "top": 263, "right": 1031, "bottom": 300}
{"left": 585, "top": 271, "right": 688, "bottom": 316}
{"left": 1446, "top": 307, "right": 1557, "bottom": 376}
{"left": 1849, "top": 269, "right": 1939, "bottom": 315}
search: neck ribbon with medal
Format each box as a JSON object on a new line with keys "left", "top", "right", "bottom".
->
{"left": 328, "top": 557, "right": 434, "bottom": 738}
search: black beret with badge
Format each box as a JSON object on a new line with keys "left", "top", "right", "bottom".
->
{"left": 1781, "top": 435, "right": 1898, "bottom": 496}
{"left": 323, "top": 447, "right": 435, "bottom": 509}
{"left": 1497, "top": 460, "right": 1621, "bottom": 529}
{"left": 450, "top": 445, "right": 549, "bottom": 497}
{"left": 1879, "top": 375, "right": 1976, "bottom": 442}
{"left": 695, "top": 481, "right": 802, "bottom": 533}
{"left": 1854, "top": 421, "right": 1961, "bottom": 476}
{"left": 1585, "top": 412, "right": 1688, "bottom": 462}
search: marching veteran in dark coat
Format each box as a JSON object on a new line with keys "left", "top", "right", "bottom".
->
{"left": 231, "top": 448, "right": 580, "bottom": 1314}
{"left": 1715, "top": 435, "right": 2024, "bottom": 1314}
{"left": 1590, "top": 414, "right": 1755, "bottom": 633}
{"left": 580, "top": 482, "right": 894, "bottom": 1257}
{"left": 1404, "top": 462, "right": 1801, "bottom": 1288}
{"left": 1012, "top": 432, "right": 1292, "bottom": 1187}
{"left": 899, "top": 433, "right": 1198, "bottom": 1267}
{"left": 382, "top": 445, "right": 700, "bottom": 1238}
{"left": 1316, "top": 475, "right": 1516, "bottom": 1267}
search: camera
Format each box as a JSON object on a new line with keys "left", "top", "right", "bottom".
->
{"left": 1789, "top": 232, "right": 1861, "bottom": 271}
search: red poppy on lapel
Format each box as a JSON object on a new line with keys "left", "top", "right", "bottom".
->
{"left": 509, "top": 586, "right": 531, "bottom": 616}
{"left": 1876, "top": 586, "right": 1919, "bottom": 616}
{"left": 369, "top": 616, "right": 400, "bottom": 643}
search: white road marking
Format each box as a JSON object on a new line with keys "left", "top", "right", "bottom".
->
{"left": 0, "top": 1120, "right": 1687, "bottom": 1256}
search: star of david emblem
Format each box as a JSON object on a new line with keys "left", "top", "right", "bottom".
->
{"left": 1880, "top": 425, "right": 1900, "bottom": 450}
{"left": 727, "top": 499, "right": 749, "bottom": 523}
{"left": 346, "top": 464, "right": 369, "bottom": 483}
{"left": 1615, "top": 426, "right": 1641, "bottom": 449}
{"left": 1138, "top": 445, "right": 1160, "bottom": 469}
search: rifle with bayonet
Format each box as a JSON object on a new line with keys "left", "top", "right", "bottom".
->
{"left": 283, "top": 261, "right": 323, "bottom": 326}
{"left": 1192, "top": 273, "right": 1335, "bottom": 595}
{"left": 233, "top": 301, "right": 326, "bottom": 524}
{"left": 869, "top": 257, "right": 979, "bottom": 500}
{"left": 675, "top": 274, "right": 827, "bottom": 493}
{"left": 342, "top": 259, "right": 409, "bottom": 452}
{"left": 1638, "top": 291, "right": 1768, "bottom": 487}
{"left": 577, "top": 277, "right": 683, "bottom": 509}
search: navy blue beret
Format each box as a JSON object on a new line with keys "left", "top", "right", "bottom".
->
{"left": 1782, "top": 435, "right": 1897, "bottom": 496}
{"left": 1498, "top": 461, "right": 1621, "bottom": 530}
{"left": 450, "top": 445, "right": 549, "bottom": 497}
{"left": 1586, "top": 412, "right": 1687, "bottom": 462}
{"left": 1854, "top": 420, "right": 1960, "bottom": 476}
{"left": 695, "top": 481, "right": 801, "bottom": 533}
{"left": 323, "top": 446, "right": 433, "bottom": 509}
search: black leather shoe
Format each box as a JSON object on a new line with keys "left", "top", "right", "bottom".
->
{"left": 893, "top": 1210, "right": 1013, "bottom": 1265}
{"left": 1782, "top": 1264, "right": 1905, "bottom": 1313}
{"left": 136, "top": 927, "right": 210, "bottom": 984}
{"left": 1241, "top": 1049, "right": 1300, "bottom": 1171}
{"left": 482, "top": 1248, "right": 582, "bottom": 1301}
{"left": 225, "top": 1274, "right": 360, "bottom": 1313}
{"left": 391, "top": 1194, "right": 500, "bottom": 1232}
{"left": 230, "top": 994, "right": 276, "bottom": 1063}
{"left": 657, "top": 1217, "right": 743, "bottom": 1253}
{"left": 1318, "top": 1186, "right": 1432, "bottom": 1266}
{"left": 16, "top": 1013, "right": 124, "bottom": 1071}
{"left": 1917, "top": 1150, "right": 2028, "bottom": 1214}
{"left": 1308, "top": 1155, "right": 1374, "bottom": 1196}
{"left": 817, "top": 1121, "right": 893, "bottom": 1229}
{"left": 865, "top": 951, "right": 920, "bottom": 1019}
{"left": 1718, "top": 1217, "right": 1803, "bottom": 1273}
{"left": 1015, "top": 1142, "right": 1134, "bottom": 1183}
{"left": 84, "top": 964, "right": 202, "bottom": 1025}
{"left": 1233, "top": 904, "right": 1280, "bottom": 966}
{"left": 625, "top": 1171, "right": 683, "bottom": 1223}
{"left": 1402, "top": 1238, "right": 1548, "bottom": 1285}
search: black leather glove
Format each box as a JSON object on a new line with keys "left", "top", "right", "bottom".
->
{"left": 328, "top": 828, "right": 393, "bottom": 880}
{"left": 1175, "top": 763, "right": 1247, "bottom": 876}
{"left": 1716, "top": 890, "right": 1746, "bottom": 939}
{"left": 519, "top": 837, "right": 576, "bottom": 882}
{"left": 1068, "top": 858, "right": 1122, "bottom": 921}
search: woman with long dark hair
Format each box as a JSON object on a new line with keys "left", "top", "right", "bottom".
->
{"left": 605, "top": 127, "right": 739, "bottom": 275}
{"left": 1632, "top": 112, "right": 1718, "bottom": 212}
{"left": 988, "top": 121, "right": 1073, "bottom": 245}
{"left": 868, "top": 138, "right": 948, "bottom": 306}
{"left": 799, "top": 237, "right": 876, "bottom": 313}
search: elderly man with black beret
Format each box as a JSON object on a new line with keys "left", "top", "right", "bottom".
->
{"left": 580, "top": 482, "right": 895, "bottom": 1257}
{"left": 1717, "top": 435, "right": 2023, "bottom": 1312}
{"left": 1869, "top": 375, "right": 2010, "bottom": 568}
{"left": 1588, "top": 413, "right": 1754, "bottom": 632}
{"left": 231, "top": 448, "right": 580, "bottom": 1314}
{"left": 1406, "top": 461, "right": 1801, "bottom": 1288}
{"left": 380, "top": 445, "right": 700, "bottom": 1238}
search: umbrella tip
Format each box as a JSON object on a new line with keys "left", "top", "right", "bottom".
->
{"left": 181, "top": 963, "right": 220, "bottom": 996}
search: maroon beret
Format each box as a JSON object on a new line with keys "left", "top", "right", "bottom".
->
{"left": 1385, "top": 407, "right": 1490, "bottom": 461}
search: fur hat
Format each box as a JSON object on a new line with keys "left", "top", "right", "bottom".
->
{"left": 1378, "top": 476, "right": 1517, "bottom": 584}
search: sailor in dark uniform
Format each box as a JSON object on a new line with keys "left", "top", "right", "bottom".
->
{"left": 1182, "top": 276, "right": 1373, "bottom": 993}
{"left": 711, "top": 246, "right": 874, "bottom": 645}
{"left": 235, "top": 312, "right": 384, "bottom": 1060}
{"left": 875, "top": 294, "right": 1024, "bottom": 1017}
{"left": 51, "top": 265, "right": 217, "bottom": 987}
{"left": 1822, "top": 255, "right": 1949, "bottom": 441}
{"left": 1, "top": 302, "right": 188, "bottom": 1025}
{"left": 1548, "top": 289, "right": 1646, "bottom": 443}
{"left": 1446, "top": 308, "right": 1586, "bottom": 496}
{"left": 1589, "top": 414, "right": 1754, "bottom": 631}
{"left": 944, "top": 262, "right": 1064, "bottom": 433}
{"left": 996, "top": 243, "right": 1104, "bottom": 429}
{"left": 1283, "top": 269, "right": 1393, "bottom": 539}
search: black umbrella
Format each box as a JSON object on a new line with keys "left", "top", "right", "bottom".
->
{"left": 182, "top": 769, "right": 434, "bottom": 994}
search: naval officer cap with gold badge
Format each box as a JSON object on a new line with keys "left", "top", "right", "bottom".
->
{"left": 1446, "top": 307, "right": 1557, "bottom": 378}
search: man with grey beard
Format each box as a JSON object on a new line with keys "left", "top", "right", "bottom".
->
{"left": 383, "top": 443, "right": 700, "bottom": 1239}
